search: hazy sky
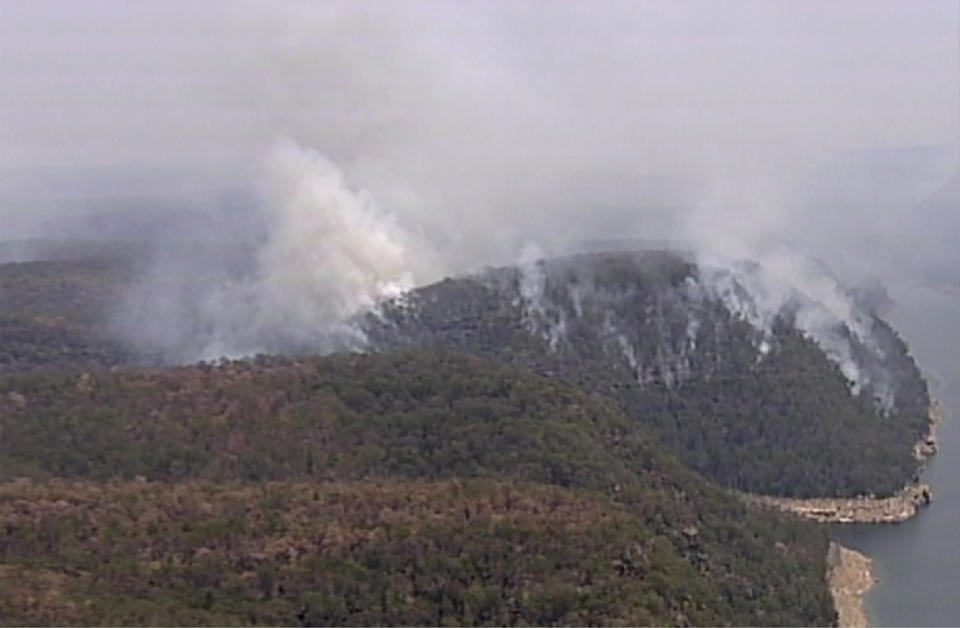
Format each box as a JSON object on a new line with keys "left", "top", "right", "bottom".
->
{"left": 2, "top": 0, "right": 958, "bottom": 361}
{"left": 2, "top": 1, "right": 956, "bottom": 170}
{"left": 1, "top": 1, "right": 958, "bottom": 268}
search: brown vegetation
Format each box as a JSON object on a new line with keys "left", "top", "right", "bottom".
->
{"left": 0, "top": 351, "right": 837, "bottom": 626}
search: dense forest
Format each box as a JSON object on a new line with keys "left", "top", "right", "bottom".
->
{"left": 365, "top": 252, "right": 931, "bottom": 498}
{"left": 0, "top": 351, "right": 835, "bottom": 626}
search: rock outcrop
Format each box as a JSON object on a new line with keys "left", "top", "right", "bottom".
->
{"left": 744, "top": 482, "right": 932, "bottom": 523}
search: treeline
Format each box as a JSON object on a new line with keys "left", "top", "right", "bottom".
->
{"left": 0, "top": 351, "right": 835, "bottom": 626}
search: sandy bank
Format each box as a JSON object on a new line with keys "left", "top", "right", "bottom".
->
{"left": 827, "top": 542, "right": 875, "bottom": 628}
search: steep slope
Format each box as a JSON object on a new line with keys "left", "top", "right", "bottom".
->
{"left": 363, "top": 251, "right": 930, "bottom": 498}
{"left": 0, "top": 351, "right": 834, "bottom": 626}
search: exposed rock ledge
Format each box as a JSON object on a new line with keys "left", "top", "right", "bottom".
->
{"left": 743, "top": 482, "right": 932, "bottom": 523}
{"left": 827, "top": 542, "right": 875, "bottom": 628}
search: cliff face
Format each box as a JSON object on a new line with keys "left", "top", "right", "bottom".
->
{"left": 363, "top": 251, "right": 931, "bottom": 499}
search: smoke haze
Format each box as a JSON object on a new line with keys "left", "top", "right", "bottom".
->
{"left": 2, "top": 1, "right": 958, "bottom": 367}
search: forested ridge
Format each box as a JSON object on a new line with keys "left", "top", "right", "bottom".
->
{"left": 0, "top": 351, "right": 835, "bottom": 626}
{"left": 0, "top": 257, "right": 137, "bottom": 372}
{"left": 0, "top": 251, "right": 932, "bottom": 499}
{"left": 365, "top": 251, "right": 931, "bottom": 498}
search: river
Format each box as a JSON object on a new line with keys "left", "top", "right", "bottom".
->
{"left": 829, "top": 277, "right": 960, "bottom": 626}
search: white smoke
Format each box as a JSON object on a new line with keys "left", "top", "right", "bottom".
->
{"left": 518, "top": 241, "right": 547, "bottom": 318}
{"left": 106, "top": 135, "right": 901, "bottom": 407}
{"left": 116, "top": 140, "right": 428, "bottom": 361}
{"left": 695, "top": 243, "right": 885, "bottom": 397}
{"left": 675, "top": 171, "right": 893, "bottom": 398}
{"left": 253, "top": 140, "right": 420, "bottom": 332}
{"left": 516, "top": 241, "right": 568, "bottom": 351}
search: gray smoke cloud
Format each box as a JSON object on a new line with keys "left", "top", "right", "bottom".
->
{"left": 1, "top": 1, "right": 957, "bottom": 373}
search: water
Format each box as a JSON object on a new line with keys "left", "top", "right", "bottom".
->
{"left": 829, "top": 278, "right": 960, "bottom": 626}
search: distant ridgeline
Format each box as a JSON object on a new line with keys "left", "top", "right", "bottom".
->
{"left": 363, "top": 251, "right": 931, "bottom": 499}
{"left": 0, "top": 243, "right": 255, "bottom": 372}
{"left": 0, "top": 257, "right": 138, "bottom": 372}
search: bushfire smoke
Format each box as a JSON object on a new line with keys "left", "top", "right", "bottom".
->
{"left": 1, "top": 1, "right": 957, "bottom": 391}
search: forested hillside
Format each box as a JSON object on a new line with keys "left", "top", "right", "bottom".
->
{"left": 0, "top": 249, "right": 931, "bottom": 499}
{"left": 364, "top": 252, "right": 931, "bottom": 498}
{"left": 0, "top": 243, "right": 252, "bottom": 371}
{"left": 0, "top": 351, "right": 835, "bottom": 626}
{"left": 0, "top": 257, "right": 136, "bottom": 371}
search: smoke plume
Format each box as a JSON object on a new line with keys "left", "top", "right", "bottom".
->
{"left": 1, "top": 2, "right": 956, "bottom": 391}
{"left": 115, "top": 140, "right": 430, "bottom": 360}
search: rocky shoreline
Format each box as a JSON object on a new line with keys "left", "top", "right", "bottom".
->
{"left": 827, "top": 542, "right": 875, "bottom": 628}
{"left": 743, "top": 482, "right": 932, "bottom": 524}
{"left": 744, "top": 398, "right": 947, "bottom": 626}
